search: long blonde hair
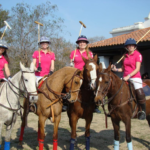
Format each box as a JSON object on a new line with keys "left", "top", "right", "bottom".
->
{"left": 77, "top": 45, "right": 92, "bottom": 59}
{"left": 40, "top": 46, "right": 52, "bottom": 53}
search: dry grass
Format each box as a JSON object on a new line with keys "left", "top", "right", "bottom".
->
{"left": 1, "top": 108, "right": 150, "bottom": 150}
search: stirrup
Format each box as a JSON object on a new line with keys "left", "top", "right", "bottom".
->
{"left": 137, "top": 111, "right": 146, "bottom": 120}
{"left": 94, "top": 108, "right": 101, "bottom": 113}
{"left": 29, "top": 103, "right": 37, "bottom": 113}
{"left": 62, "top": 105, "right": 68, "bottom": 111}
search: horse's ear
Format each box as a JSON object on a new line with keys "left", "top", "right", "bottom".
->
{"left": 99, "top": 63, "right": 103, "bottom": 72}
{"left": 76, "top": 69, "right": 83, "bottom": 78}
{"left": 20, "top": 62, "right": 25, "bottom": 71}
{"left": 82, "top": 55, "right": 88, "bottom": 63}
{"left": 93, "top": 54, "right": 98, "bottom": 62}
{"left": 105, "top": 63, "right": 112, "bottom": 73}
{"left": 30, "top": 62, "right": 34, "bottom": 72}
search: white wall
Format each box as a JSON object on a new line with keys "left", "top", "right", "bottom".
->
{"left": 99, "top": 56, "right": 109, "bottom": 69}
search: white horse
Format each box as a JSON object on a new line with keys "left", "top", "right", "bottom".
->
{"left": 0, "top": 62, "right": 38, "bottom": 150}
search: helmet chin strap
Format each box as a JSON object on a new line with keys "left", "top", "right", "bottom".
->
{"left": 125, "top": 46, "right": 136, "bottom": 52}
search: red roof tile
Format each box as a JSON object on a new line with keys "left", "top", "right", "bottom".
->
{"left": 89, "top": 27, "right": 150, "bottom": 48}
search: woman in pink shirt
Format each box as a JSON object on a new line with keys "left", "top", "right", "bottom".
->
{"left": 112, "top": 38, "right": 146, "bottom": 120}
{"left": 63, "top": 35, "right": 101, "bottom": 113}
{"left": 0, "top": 40, "right": 11, "bottom": 83}
{"left": 32, "top": 36, "right": 55, "bottom": 84}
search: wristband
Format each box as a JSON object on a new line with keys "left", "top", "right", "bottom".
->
{"left": 128, "top": 74, "right": 131, "bottom": 78}
{"left": 116, "top": 69, "right": 118, "bottom": 72}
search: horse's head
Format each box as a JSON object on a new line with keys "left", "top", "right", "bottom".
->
{"left": 20, "top": 62, "right": 38, "bottom": 103}
{"left": 94, "top": 63, "right": 112, "bottom": 104}
{"left": 82, "top": 55, "right": 98, "bottom": 90}
{"left": 64, "top": 69, "right": 83, "bottom": 103}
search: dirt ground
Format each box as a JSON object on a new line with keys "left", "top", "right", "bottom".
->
{"left": 1, "top": 108, "right": 150, "bottom": 150}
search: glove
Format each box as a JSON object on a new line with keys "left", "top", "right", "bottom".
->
{"left": 37, "top": 66, "right": 42, "bottom": 72}
{"left": 49, "top": 71, "right": 53, "bottom": 75}
{"left": 70, "top": 62, "right": 74, "bottom": 67}
{"left": 8, "top": 76, "right": 12, "bottom": 80}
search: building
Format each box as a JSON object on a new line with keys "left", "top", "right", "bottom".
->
{"left": 89, "top": 13, "right": 150, "bottom": 78}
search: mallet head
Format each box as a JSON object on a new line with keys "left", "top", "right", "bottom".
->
{"left": 79, "top": 21, "right": 86, "bottom": 28}
{"left": 4, "top": 21, "right": 11, "bottom": 29}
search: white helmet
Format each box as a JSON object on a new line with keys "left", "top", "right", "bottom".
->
{"left": 38, "top": 36, "right": 51, "bottom": 45}
{"left": 0, "top": 40, "right": 8, "bottom": 49}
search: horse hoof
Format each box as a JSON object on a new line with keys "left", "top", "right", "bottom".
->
{"left": 17, "top": 142, "right": 23, "bottom": 149}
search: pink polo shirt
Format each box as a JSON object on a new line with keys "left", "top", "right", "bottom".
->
{"left": 32, "top": 50, "right": 55, "bottom": 76}
{"left": 123, "top": 50, "right": 142, "bottom": 78}
{"left": 70, "top": 49, "right": 93, "bottom": 70}
{"left": 0, "top": 55, "right": 8, "bottom": 79}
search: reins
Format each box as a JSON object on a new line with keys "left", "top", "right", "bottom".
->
{"left": 38, "top": 69, "right": 83, "bottom": 109}
{"left": 0, "top": 70, "right": 38, "bottom": 113}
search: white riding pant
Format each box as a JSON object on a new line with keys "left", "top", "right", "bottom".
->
{"left": 36, "top": 76, "right": 43, "bottom": 86}
{"left": 129, "top": 78, "right": 143, "bottom": 90}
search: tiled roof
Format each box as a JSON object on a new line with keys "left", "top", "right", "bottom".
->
{"left": 88, "top": 27, "right": 150, "bottom": 48}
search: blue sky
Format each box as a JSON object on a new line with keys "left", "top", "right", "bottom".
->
{"left": 1, "top": 0, "right": 150, "bottom": 43}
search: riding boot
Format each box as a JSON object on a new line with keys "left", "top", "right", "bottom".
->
{"left": 94, "top": 106, "right": 101, "bottom": 113}
{"left": 135, "top": 88, "right": 146, "bottom": 120}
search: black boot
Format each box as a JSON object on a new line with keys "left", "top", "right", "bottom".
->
{"left": 135, "top": 88, "right": 146, "bottom": 120}
{"left": 94, "top": 106, "right": 101, "bottom": 113}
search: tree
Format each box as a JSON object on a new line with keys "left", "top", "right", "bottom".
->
{"left": 6, "top": 2, "right": 64, "bottom": 74}
{"left": 88, "top": 36, "right": 105, "bottom": 43}
{"left": 0, "top": 4, "right": 10, "bottom": 35}
{"left": 51, "top": 36, "right": 75, "bottom": 70}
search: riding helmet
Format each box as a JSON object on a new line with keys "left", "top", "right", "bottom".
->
{"left": 124, "top": 38, "right": 137, "bottom": 46}
{"left": 76, "top": 35, "right": 89, "bottom": 44}
{"left": 0, "top": 40, "right": 8, "bottom": 49}
{"left": 38, "top": 36, "right": 51, "bottom": 44}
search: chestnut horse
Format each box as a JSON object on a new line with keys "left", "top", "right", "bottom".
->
{"left": 94, "top": 63, "right": 150, "bottom": 150}
{"left": 68, "top": 55, "right": 98, "bottom": 150}
{"left": 19, "top": 67, "right": 83, "bottom": 150}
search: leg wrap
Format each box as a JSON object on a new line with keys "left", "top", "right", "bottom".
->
{"left": 0, "top": 144, "right": 1, "bottom": 149}
{"left": 53, "top": 139, "right": 57, "bottom": 150}
{"left": 19, "top": 126, "right": 25, "bottom": 141}
{"left": 127, "top": 141, "right": 133, "bottom": 150}
{"left": 114, "top": 140, "right": 119, "bottom": 150}
{"left": 85, "top": 136, "right": 90, "bottom": 150}
{"left": 37, "top": 128, "right": 40, "bottom": 141}
{"left": 4, "top": 141, "right": 10, "bottom": 150}
{"left": 69, "top": 138, "right": 75, "bottom": 150}
{"left": 39, "top": 139, "right": 44, "bottom": 150}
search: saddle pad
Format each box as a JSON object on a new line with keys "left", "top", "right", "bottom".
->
{"left": 38, "top": 76, "right": 48, "bottom": 89}
{"left": 143, "top": 83, "right": 150, "bottom": 97}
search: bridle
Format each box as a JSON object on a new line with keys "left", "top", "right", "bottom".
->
{"left": 0, "top": 70, "right": 38, "bottom": 112}
{"left": 96, "top": 72, "right": 124, "bottom": 106}
{"left": 39, "top": 69, "right": 83, "bottom": 103}
{"left": 7, "top": 71, "right": 38, "bottom": 98}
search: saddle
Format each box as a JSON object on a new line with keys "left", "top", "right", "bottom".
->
{"left": 38, "top": 75, "right": 48, "bottom": 89}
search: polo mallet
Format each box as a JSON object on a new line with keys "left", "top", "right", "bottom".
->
{"left": 1, "top": 21, "right": 11, "bottom": 40}
{"left": 114, "top": 29, "right": 150, "bottom": 66}
{"left": 34, "top": 21, "right": 43, "bottom": 72}
{"left": 70, "top": 21, "right": 86, "bottom": 66}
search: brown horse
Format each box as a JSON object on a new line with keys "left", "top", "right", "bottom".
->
{"left": 94, "top": 63, "right": 150, "bottom": 150}
{"left": 68, "top": 55, "right": 98, "bottom": 150}
{"left": 18, "top": 67, "right": 83, "bottom": 150}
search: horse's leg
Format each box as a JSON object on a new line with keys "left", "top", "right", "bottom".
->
{"left": 85, "top": 115, "right": 93, "bottom": 150}
{"left": 19, "top": 98, "right": 29, "bottom": 146}
{"left": 111, "top": 117, "right": 120, "bottom": 150}
{"left": 4, "top": 115, "right": 17, "bottom": 150}
{"left": 69, "top": 114, "right": 78, "bottom": 150}
{"left": 0, "top": 123, "right": 3, "bottom": 149}
{"left": 38, "top": 115, "right": 47, "bottom": 150}
{"left": 125, "top": 119, "right": 133, "bottom": 150}
{"left": 53, "top": 115, "right": 61, "bottom": 150}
